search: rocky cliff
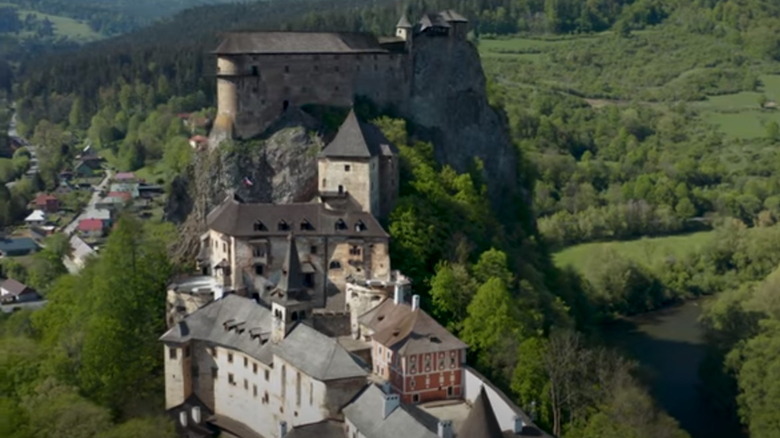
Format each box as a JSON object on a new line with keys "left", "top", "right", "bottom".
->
{"left": 168, "top": 110, "right": 322, "bottom": 262}
{"left": 407, "top": 35, "right": 516, "bottom": 201}
{"left": 170, "top": 35, "right": 517, "bottom": 262}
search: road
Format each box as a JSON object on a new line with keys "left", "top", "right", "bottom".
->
{"left": 63, "top": 169, "right": 113, "bottom": 235}
{"left": 6, "top": 110, "right": 39, "bottom": 188}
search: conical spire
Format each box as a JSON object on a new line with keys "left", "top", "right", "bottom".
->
{"left": 276, "top": 233, "right": 304, "bottom": 294}
{"left": 397, "top": 13, "right": 412, "bottom": 28}
{"left": 459, "top": 386, "right": 504, "bottom": 438}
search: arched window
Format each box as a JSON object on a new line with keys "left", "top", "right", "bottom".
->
{"left": 329, "top": 261, "right": 342, "bottom": 270}
{"left": 291, "top": 311, "right": 298, "bottom": 321}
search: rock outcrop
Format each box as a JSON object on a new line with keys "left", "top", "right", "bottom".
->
{"left": 408, "top": 35, "right": 516, "bottom": 201}
{"left": 168, "top": 110, "right": 322, "bottom": 262}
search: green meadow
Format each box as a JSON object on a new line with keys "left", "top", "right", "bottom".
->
{"left": 553, "top": 231, "right": 715, "bottom": 273}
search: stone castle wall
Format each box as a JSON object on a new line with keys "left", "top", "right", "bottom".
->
{"left": 217, "top": 51, "right": 410, "bottom": 139}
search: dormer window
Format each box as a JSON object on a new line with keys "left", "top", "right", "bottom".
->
{"left": 278, "top": 220, "right": 290, "bottom": 231}
{"left": 335, "top": 219, "right": 347, "bottom": 231}
{"left": 253, "top": 220, "right": 266, "bottom": 231}
{"left": 300, "top": 219, "right": 314, "bottom": 231}
{"left": 355, "top": 220, "right": 367, "bottom": 232}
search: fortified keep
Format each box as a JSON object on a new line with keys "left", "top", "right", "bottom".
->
{"left": 211, "top": 11, "right": 468, "bottom": 142}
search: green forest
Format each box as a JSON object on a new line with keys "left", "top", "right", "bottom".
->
{"left": 3, "top": 0, "right": 780, "bottom": 437}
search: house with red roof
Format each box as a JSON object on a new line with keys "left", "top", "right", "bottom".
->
{"left": 77, "top": 218, "right": 106, "bottom": 238}
{"left": 114, "top": 172, "right": 137, "bottom": 182}
{"left": 33, "top": 193, "right": 59, "bottom": 213}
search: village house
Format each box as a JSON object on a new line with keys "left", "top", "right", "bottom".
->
{"left": 0, "top": 237, "right": 39, "bottom": 257}
{"left": 68, "top": 235, "right": 95, "bottom": 270}
{"left": 0, "top": 278, "right": 40, "bottom": 303}
{"left": 110, "top": 182, "right": 140, "bottom": 199}
{"left": 77, "top": 218, "right": 106, "bottom": 238}
{"left": 24, "top": 209, "right": 46, "bottom": 227}
{"left": 33, "top": 193, "right": 59, "bottom": 213}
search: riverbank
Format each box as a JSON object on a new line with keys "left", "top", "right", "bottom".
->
{"left": 602, "top": 299, "right": 744, "bottom": 438}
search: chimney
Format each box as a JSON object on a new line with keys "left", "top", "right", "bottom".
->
{"left": 393, "top": 283, "right": 404, "bottom": 305}
{"left": 437, "top": 420, "right": 453, "bottom": 438}
{"left": 179, "top": 411, "right": 188, "bottom": 427}
{"left": 382, "top": 392, "right": 400, "bottom": 419}
{"left": 191, "top": 406, "right": 201, "bottom": 424}
{"left": 412, "top": 294, "right": 420, "bottom": 311}
{"left": 514, "top": 416, "right": 526, "bottom": 433}
{"left": 278, "top": 420, "right": 288, "bottom": 437}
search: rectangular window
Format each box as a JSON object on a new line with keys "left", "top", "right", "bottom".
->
{"left": 244, "top": 357, "right": 248, "bottom": 368}
{"left": 228, "top": 352, "right": 233, "bottom": 363}
{"left": 296, "top": 371, "right": 301, "bottom": 406}
{"left": 228, "top": 373, "right": 235, "bottom": 385}
{"left": 212, "top": 368, "right": 218, "bottom": 379}
{"left": 253, "top": 246, "right": 265, "bottom": 257}
{"left": 244, "top": 378, "right": 248, "bottom": 390}
{"left": 304, "top": 273, "right": 315, "bottom": 287}
{"left": 310, "top": 245, "right": 317, "bottom": 255}
{"left": 253, "top": 384, "right": 258, "bottom": 397}
{"left": 211, "top": 347, "right": 217, "bottom": 357}
{"left": 254, "top": 264, "right": 264, "bottom": 275}
{"left": 265, "top": 369, "right": 270, "bottom": 381}
{"left": 169, "top": 347, "right": 177, "bottom": 359}
{"left": 253, "top": 363, "right": 258, "bottom": 374}
{"left": 345, "top": 165, "right": 351, "bottom": 172}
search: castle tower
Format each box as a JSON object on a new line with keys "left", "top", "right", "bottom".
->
{"left": 211, "top": 54, "right": 239, "bottom": 144}
{"left": 396, "top": 14, "right": 412, "bottom": 42}
{"left": 318, "top": 109, "right": 398, "bottom": 218}
{"left": 270, "top": 234, "right": 311, "bottom": 343}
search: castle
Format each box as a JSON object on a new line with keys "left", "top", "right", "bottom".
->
{"left": 162, "top": 11, "right": 551, "bottom": 438}
{"left": 210, "top": 10, "right": 468, "bottom": 142}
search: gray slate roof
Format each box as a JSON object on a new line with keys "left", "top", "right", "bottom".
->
{"left": 160, "top": 294, "right": 276, "bottom": 365}
{"left": 206, "top": 196, "right": 388, "bottom": 239}
{"left": 214, "top": 32, "right": 387, "bottom": 55}
{"left": 275, "top": 323, "right": 368, "bottom": 381}
{"left": 320, "top": 110, "right": 397, "bottom": 159}
{"left": 274, "top": 234, "right": 305, "bottom": 295}
{"left": 360, "top": 299, "right": 467, "bottom": 355}
{"left": 160, "top": 294, "right": 367, "bottom": 381}
{"left": 439, "top": 10, "right": 468, "bottom": 23}
{"left": 343, "top": 384, "right": 439, "bottom": 438}
{"left": 397, "top": 14, "right": 412, "bottom": 28}
{"left": 0, "top": 278, "right": 32, "bottom": 297}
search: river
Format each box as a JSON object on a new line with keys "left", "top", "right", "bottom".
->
{"left": 604, "top": 299, "right": 744, "bottom": 438}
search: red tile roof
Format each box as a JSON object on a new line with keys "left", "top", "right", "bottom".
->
{"left": 107, "top": 191, "right": 132, "bottom": 201}
{"left": 34, "top": 193, "right": 57, "bottom": 205}
{"left": 114, "top": 172, "right": 136, "bottom": 181}
{"left": 78, "top": 219, "right": 104, "bottom": 232}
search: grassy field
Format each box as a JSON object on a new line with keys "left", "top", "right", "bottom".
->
{"left": 553, "top": 231, "right": 715, "bottom": 273}
{"left": 0, "top": 2, "right": 102, "bottom": 42}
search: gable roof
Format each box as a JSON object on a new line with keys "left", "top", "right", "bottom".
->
{"left": 343, "top": 384, "right": 438, "bottom": 438}
{"left": 114, "top": 172, "right": 136, "bottom": 180}
{"left": 275, "top": 323, "right": 368, "bottom": 381}
{"left": 214, "top": 32, "right": 387, "bottom": 55}
{"left": 320, "top": 110, "right": 396, "bottom": 159}
{"left": 439, "top": 10, "right": 468, "bottom": 23}
{"left": 206, "top": 195, "right": 388, "bottom": 239}
{"left": 360, "top": 299, "right": 467, "bottom": 355}
{"left": 25, "top": 210, "right": 46, "bottom": 222}
{"left": 0, "top": 238, "right": 39, "bottom": 254}
{"left": 397, "top": 14, "right": 412, "bottom": 28}
{"left": 161, "top": 294, "right": 367, "bottom": 380}
{"left": 460, "top": 387, "right": 504, "bottom": 438}
{"left": 78, "top": 219, "right": 105, "bottom": 232}
{"left": 0, "top": 278, "right": 32, "bottom": 296}
{"left": 34, "top": 193, "right": 57, "bottom": 205}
